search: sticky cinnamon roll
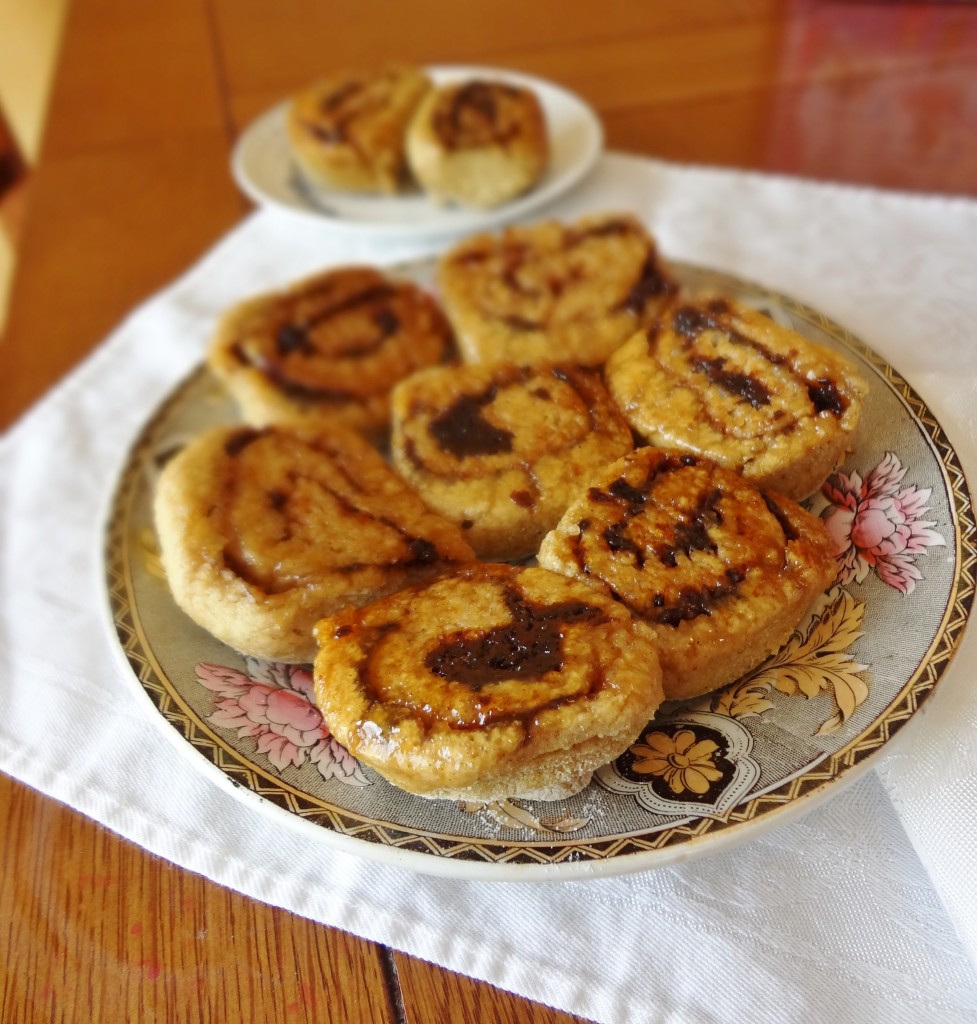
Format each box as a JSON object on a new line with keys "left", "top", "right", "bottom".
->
{"left": 153, "top": 423, "right": 475, "bottom": 663}
{"left": 207, "top": 266, "right": 455, "bottom": 438}
{"left": 537, "top": 447, "right": 837, "bottom": 701}
{"left": 390, "top": 361, "right": 634, "bottom": 560}
{"left": 604, "top": 295, "right": 868, "bottom": 500}
{"left": 287, "top": 65, "right": 431, "bottom": 194}
{"left": 312, "top": 562, "right": 664, "bottom": 801}
{"left": 436, "top": 214, "right": 679, "bottom": 366}
{"left": 406, "top": 79, "right": 548, "bottom": 207}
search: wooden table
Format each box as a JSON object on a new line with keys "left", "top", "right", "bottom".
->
{"left": 3, "top": 2, "right": 976, "bottom": 1020}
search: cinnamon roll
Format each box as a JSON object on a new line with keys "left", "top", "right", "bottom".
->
{"left": 312, "top": 562, "right": 664, "bottom": 801}
{"left": 287, "top": 65, "right": 431, "bottom": 194}
{"left": 207, "top": 266, "right": 455, "bottom": 438}
{"left": 153, "top": 423, "right": 475, "bottom": 663}
{"left": 436, "top": 214, "right": 679, "bottom": 366}
{"left": 406, "top": 79, "right": 548, "bottom": 207}
{"left": 390, "top": 361, "right": 633, "bottom": 560}
{"left": 604, "top": 295, "right": 868, "bottom": 500}
{"left": 537, "top": 447, "right": 837, "bottom": 701}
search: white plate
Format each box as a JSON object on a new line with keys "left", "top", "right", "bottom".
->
{"left": 230, "top": 65, "right": 604, "bottom": 240}
{"left": 104, "top": 258, "right": 975, "bottom": 881}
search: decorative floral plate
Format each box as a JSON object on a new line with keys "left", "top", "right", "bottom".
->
{"left": 103, "top": 260, "right": 975, "bottom": 880}
{"left": 231, "top": 65, "right": 604, "bottom": 240}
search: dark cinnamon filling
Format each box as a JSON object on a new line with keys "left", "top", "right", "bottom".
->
{"left": 433, "top": 81, "right": 523, "bottom": 150}
{"left": 653, "top": 569, "right": 746, "bottom": 627}
{"left": 217, "top": 434, "right": 459, "bottom": 594}
{"left": 424, "top": 585, "right": 606, "bottom": 688}
{"left": 808, "top": 377, "right": 846, "bottom": 415}
{"left": 692, "top": 356, "right": 771, "bottom": 408}
{"left": 669, "top": 301, "right": 849, "bottom": 417}
{"left": 229, "top": 282, "right": 422, "bottom": 404}
{"left": 428, "top": 387, "right": 514, "bottom": 457}
{"left": 570, "top": 456, "right": 781, "bottom": 626}
{"left": 616, "top": 254, "right": 677, "bottom": 315}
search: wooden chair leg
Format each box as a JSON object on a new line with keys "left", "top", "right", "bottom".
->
{"left": 0, "top": 103, "right": 26, "bottom": 197}
{"left": 0, "top": 105, "right": 28, "bottom": 333}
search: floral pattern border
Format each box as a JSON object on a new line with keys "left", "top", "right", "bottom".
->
{"left": 179, "top": 449, "right": 945, "bottom": 831}
{"left": 104, "top": 262, "right": 977, "bottom": 869}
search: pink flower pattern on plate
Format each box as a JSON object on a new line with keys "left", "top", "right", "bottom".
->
{"left": 821, "top": 452, "right": 944, "bottom": 594}
{"left": 195, "top": 657, "right": 369, "bottom": 786}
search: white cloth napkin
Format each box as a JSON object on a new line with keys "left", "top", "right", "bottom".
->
{"left": 2, "top": 153, "right": 977, "bottom": 1024}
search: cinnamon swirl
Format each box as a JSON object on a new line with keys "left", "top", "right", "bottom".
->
{"left": 207, "top": 266, "right": 455, "bottom": 438}
{"left": 312, "top": 562, "right": 664, "bottom": 801}
{"left": 537, "top": 447, "right": 837, "bottom": 701}
{"left": 436, "top": 214, "right": 679, "bottom": 366}
{"left": 604, "top": 295, "right": 868, "bottom": 500}
{"left": 390, "top": 361, "right": 633, "bottom": 560}
{"left": 406, "top": 79, "right": 548, "bottom": 207}
{"left": 153, "top": 423, "right": 475, "bottom": 663}
{"left": 287, "top": 65, "right": 431, "bottom": 194}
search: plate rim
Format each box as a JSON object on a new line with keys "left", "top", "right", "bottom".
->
{"left": 230, "top": 64, "right": 605, "bottom": 239}
{"left": 102, "top": 260, "right": 977, "bottom": 881}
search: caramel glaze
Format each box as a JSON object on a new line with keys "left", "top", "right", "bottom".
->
{"left": 445, "top": 218, "right": 677, "bottom": 328}
{"left": 573, "top": 219, "right": 678, "bottom": 315}
{"left": 345, "top": 575, "right": 611, "bottom": 734}
{"left": 663, "top": 298, "right": 848, "bottom": 419}
{"left": 229, "top": 274, "right": 452, "bottom": 405}
{"left": 567, "top": 452, "right": 798, "bottom": 628}
{"left": 401, "top": 365, "right": 610, "bottom": 515}
{"left": 424, "top": 585, "right": 607, "bottom": 687}
{"left": 432, "top": 81, "right": 525, "bottom": 150}
{"left": 301, "top": 71, "right": 396, "bottom": 146}
{"left": 616, "top": 255, "right": 679, "bottom": 316}
{"left": 216, "top": 427, "right": 453, "bottom": 595}
{"left": 760, "top": 491, "right": 800, "bottom": 542}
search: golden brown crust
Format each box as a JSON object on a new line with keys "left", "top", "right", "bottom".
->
{"left": 153, "top": 423, "right": 475, "bottom": 663}
{"left": 537, "top": 446, "right": 838, "bottom": 701}
{"left": 436, "top": 213, "right": 679, "bottom": 366}
{"left": 207, "top": 266, "right": 455, "bottom": 437}
{"left": 287, "top": 65, "right": 431, "bottom": 193}
{"left": 604, "top": 295, "right": 868, "bottom": 500}
{"left": 390, "top": 361, "right": 634, "bottom": 560}
{"left": 406, "top": 79, "right": 549, "bottom": 207}
{"left": 312, "top": 563, "right": 664, "bottom": 801}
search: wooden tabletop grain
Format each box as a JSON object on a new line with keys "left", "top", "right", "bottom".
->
{"left": 3, "top": 1, "right": 977, "bottom": 1020}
